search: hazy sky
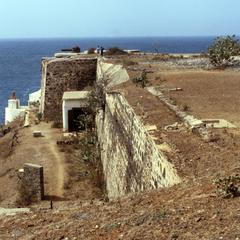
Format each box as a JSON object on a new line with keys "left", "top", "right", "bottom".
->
{"left": 0, "top": 0, "right": 239, "bottom": 38}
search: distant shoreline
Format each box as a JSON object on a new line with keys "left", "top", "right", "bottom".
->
{"left": 0, "top": 35, "right": 239, "bottom": 40}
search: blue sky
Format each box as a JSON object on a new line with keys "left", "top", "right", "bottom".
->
{"left": 0, "top": 0, "right": 239, "bottom": 38}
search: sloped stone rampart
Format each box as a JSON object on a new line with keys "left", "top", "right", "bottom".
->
{"left": 96, "top": 93, "right": 181, "bottom": 199}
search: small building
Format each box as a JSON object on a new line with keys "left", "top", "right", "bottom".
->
{"left": 5, "top": 92, "right": 27, "bottom": 124}
{"left": 62, "top": 91, "right": 90, "bottom": 132}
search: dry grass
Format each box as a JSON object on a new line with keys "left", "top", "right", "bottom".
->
{"left": 152, "top": 70, "right": 240, "bottom": 126}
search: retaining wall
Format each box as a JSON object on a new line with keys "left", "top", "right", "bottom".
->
{"left": 96, "top": 93, "right": 181, "bottom": 199}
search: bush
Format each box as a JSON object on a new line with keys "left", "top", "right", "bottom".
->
{"left": 212, "top": 174, "right": 240, "bottom": 198}
{"left": 132, "top": 70, "right": 149, "bottom": 88}
{"left": 87, "top": 76, "right": 110, "bottom": 111}
{"left": 106, "top": 47, "right": 127, "bottom": 55}
{"left": 208, "top": 35, "right": 240, "bottom": 69}
{"left": 88, "top": 48, "right": 96, "bottom": 54}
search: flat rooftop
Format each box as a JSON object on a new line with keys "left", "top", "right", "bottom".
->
{"left": 62, "top": 91, "right": 90, "bottom": 101}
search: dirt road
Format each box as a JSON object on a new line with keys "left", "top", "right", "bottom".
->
{"left": 0, "top": 122, "right": 66, "bottom": 206}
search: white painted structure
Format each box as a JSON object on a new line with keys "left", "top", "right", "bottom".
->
{"left": 5, "top": 99, "right": 27, "bottom": 124}
{"left": 62, "top": 91, "right": 89, "bottom": 132}
{"left": 28, "top": 89, "right": 41, "bottom": 105}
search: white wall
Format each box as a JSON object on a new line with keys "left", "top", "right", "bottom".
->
{"left": 62, "top": 99, "right": 88, "bottom": 132}
{"left": 5, "top": 106, "right": 26, "bottom": 124}
{"left": 5, "top": 99, "right": 27, "bottom": 124}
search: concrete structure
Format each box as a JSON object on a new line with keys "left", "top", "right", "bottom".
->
{"left": 62, "top": 91, "right": 90, "bottom": 132}
{"left": 96, "top": 92, "right": 181, "bottom": 199}
{"left": 5, "top": 97, "right": 27, "bottom": 124}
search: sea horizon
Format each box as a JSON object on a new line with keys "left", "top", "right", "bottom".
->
{"left": 0, "top": 35, "right": 237, "bottom": 40}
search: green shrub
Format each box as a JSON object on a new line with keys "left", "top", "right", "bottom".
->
{"left": 208, "top": 35, "right": 240, "bottom": 69}
{"left": 132, "top": 70, "right": 149, "bottom": 88}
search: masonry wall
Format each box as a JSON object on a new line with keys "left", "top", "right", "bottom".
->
{"left": 40, "top": 57, "right": 97, "bottom": 120}
{"left": 23, "top": 163, "right": 44, "bottom": 202}
{"left": 96, "top": 93, "right": 181, "bottom": 199}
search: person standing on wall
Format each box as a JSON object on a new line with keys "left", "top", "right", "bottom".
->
{"left": 100, "top": 46, "right": 104, "bottom": 56}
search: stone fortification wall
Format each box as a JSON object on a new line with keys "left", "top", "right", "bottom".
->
{"left": 40, "top": 57, "right": 97, "bottom": 120}
{"left": 96, "top": 93, "right": 181, "bottom": 199}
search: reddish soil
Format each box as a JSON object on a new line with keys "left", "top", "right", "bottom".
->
{"left": 151, "top": 70, "right": 240, "bottom": 127}
{"left": 1, "top": 58, "right": 240, "bottom": 239}
{"left": 0, "top": 122, "right": 67, "bottom": 207}
{"left": 115, "top": 80, "right": 240, "bottom": 181}
{"left": 0, "top": 122, "right": 102, "bottom": 208}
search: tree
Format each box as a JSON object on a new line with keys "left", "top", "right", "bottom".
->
{"left": 208, "top": 35, "right": 240, "bottom": 69}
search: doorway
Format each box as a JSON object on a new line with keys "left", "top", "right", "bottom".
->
{"left": 68, "top": 108, "right": 86, "bottom": 132}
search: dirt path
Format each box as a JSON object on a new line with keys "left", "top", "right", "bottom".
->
{"left": 0, "top": 122, "right": 66, "bottom": 206}
{"left": 30, "top": 123, "right": 65, "bottom": 197}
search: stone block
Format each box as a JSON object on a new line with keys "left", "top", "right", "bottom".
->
{"left": 22, "top": 163, "right": 44, "bottom": 202}
{"left": 33, "top": 131, "right": 42, "bottom": 137}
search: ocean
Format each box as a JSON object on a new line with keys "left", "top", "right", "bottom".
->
{"left": 0, "top": 36, "right": 215, "bottom": 124}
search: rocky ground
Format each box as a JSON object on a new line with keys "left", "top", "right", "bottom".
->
{"left": 0, "top": 179, "right": 240, "bottom": 239}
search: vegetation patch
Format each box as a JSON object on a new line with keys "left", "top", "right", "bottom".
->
{"left": 208, "top": 35, "right": 240, "bottom": 69}
{"left": 132, "top": 70, "right": 149, "bottom": 88}
{"left": 212, "top": 174, "right": 240, "bottom": 198}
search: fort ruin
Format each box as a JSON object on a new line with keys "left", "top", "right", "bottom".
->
{"left": 1, "top": 52, "right": 240, "bottom": 238}
{"left": 37, "top": 55, "right": 181, "bottom": 199}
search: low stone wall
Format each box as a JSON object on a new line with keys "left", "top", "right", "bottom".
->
{"left": 96, "top": 93, "right": 181, "bottom": 199}
{"left": 40, "top": 57, "right": 97, "bottom": 120}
